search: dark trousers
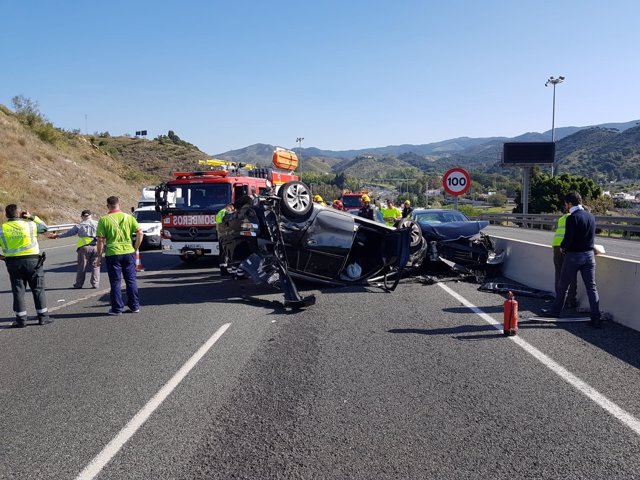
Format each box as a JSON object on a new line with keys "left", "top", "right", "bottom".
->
{"left": 105, "top": 253, "right": 139, "bottom": 313}
{"left": 549, "top": 250, "right": 600, "bottom": 320}
{"left": 75, "top": 245, "right": 100, "bottom": 288}
{"left": 5, "top": 255, "right": 48, "bottom": 318}
{"left": 553, "top": 246, "right": 577, "bottom": 306}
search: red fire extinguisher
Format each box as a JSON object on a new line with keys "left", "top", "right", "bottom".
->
{"left": 503, "top": 291, "right": 518, "bottom": 336}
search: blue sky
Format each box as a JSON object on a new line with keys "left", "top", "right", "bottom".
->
{"left": 2, "top": 0, "right": 639, "bottom": 154}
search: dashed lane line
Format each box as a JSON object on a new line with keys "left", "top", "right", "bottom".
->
{"left": 75, "top": 322, "right": 232, "bottom": 480}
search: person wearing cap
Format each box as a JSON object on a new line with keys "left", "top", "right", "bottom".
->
{"left": 401, "top": 199, "right": 414, "bottom": 218}
{"left": 48, "top": 209, "right": 100, "bottom": 289}
{"left": 0, "top": 203, "right": 52, "bottom": 327}
{"left": 358, "top": 194, "right": 376, "bottom": 220}
{"left": 313, "top": 194, "right": 327, "bottom": 206}
{"left": 332, "top": 199, "right": 344, "bottom": 211}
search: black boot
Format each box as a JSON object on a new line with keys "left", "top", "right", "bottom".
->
{"left": 12, "top": 316, "right": 27, "bottom": 328}
{"left": 38, "top": 315, "right": 54, "bottom": 326}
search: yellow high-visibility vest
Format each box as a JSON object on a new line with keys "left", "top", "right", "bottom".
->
{"left": 77, "top": 236, "right": 94, "bottom": 248}
{"left": 216, "top": 209, "right": 227, "bottom": 224}
{"left": 0, "top": 217, "right": 45, "bottom": 257}
{"left": 552, "top": 214, "right": 569, "bottom": 247}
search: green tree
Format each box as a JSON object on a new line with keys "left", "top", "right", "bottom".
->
{"left": 513, "top": 171, "right": 603, "bottom": 214}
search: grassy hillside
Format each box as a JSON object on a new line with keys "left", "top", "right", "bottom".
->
{"left": 0, "top": 105, "right": 208, "bottom": 224}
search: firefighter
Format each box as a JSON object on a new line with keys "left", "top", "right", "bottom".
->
{"left": 48, "top": 209, "right": 100, "bottom": 289}
{"left": 358, "top": 194, "right": 376, "bottom": 221}
{"left": 313, "top": 195, "right": 327, "bottom": 206}
{"left": 332, "top": 199, "right": 344, "bottom": 211}
{"left": 0, "top": 204, "right": 52, "bottom": 327}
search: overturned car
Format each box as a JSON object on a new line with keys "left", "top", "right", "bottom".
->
{"left": 216, "top": 182, "right": 503, "bottom": 308}
{"left": 217, "top": 181, "right": 417, "bottom": 308}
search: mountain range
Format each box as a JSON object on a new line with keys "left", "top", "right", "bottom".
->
{"left": 215, "top": 120, "right": 640, "bottom": 182}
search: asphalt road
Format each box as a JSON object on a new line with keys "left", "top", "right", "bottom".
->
{"left": 1, "top": 239, "right": 640, "bottom": 479}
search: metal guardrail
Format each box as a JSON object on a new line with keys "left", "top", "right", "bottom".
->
{"left": 477, "top": 213, "right": 640, "bottom": 239}
{"left": 46, "top": 223, "right": 76, "bottom": 233}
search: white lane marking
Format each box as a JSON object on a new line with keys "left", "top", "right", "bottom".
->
{"left": 48, "top": 289, "right": 110, "bottom": 312}
{"left": 75, "top": 323, "right": 231, "bottom": 480}
{"left": 438, "top": 282, "right": 640, "bottom": 436}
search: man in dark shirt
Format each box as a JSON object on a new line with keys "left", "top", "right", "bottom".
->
{"left": 358, "top": 194, "right": 375, "bottom": 221}
{"left": 541, "top": 191, "right": 602, "bottom": 327}
{"left": 401, "top": 199, "right": 414, "bottom": 218}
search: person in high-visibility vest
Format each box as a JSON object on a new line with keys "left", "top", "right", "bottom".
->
{"left": 542, "top": 191, "right": 602, "bottom": 327}
{"left": 0, "top": 204, "right": 52, "bottom": 327}
{"left": 95, "top": 196, "right": 143, "bottom": 316}
{"left": 215, "top": 203, "right": 235, "bottom": 226}
{"left": 48, "top": 209, "right": 100, "bottom": 289}
{"left": 551, "top": 211, "right": 577, "bottom": 309}
{"left": 380, "top": 199, "right": 402, "bottom": 226}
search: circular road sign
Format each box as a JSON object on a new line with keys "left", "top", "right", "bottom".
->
{"left": 442, "top": 167, "right": 471, "bottom": 196}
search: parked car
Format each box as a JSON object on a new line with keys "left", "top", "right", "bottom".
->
{"left": 410, "top": 208, "right": 504, "bottom": 280}
{"left": 217, "top": 181, "right": 417, "bottom": 308}
{"left": 132, "top": 207, "right": 162, "bottom": 250}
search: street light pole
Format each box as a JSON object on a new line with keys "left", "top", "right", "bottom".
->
{"left": 545, "top": 75, "right": 565, "bottom": 177}
{"left": 296, "top": 137, "right": 304, "bottom": 177}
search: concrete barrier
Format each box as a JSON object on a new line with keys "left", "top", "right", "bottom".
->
{"left": 492, "top": 235, "right": 640, "bottom": 332}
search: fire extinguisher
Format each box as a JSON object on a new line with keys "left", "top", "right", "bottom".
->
{"left": 503, "top": 291, "right": 518, "bottom": 336}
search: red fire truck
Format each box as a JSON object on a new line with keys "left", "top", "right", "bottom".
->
{"left": 341, "top": 190, "right": 370, "bottom": 213}
{"left": 155, "top": 152, "right": 298, "bottom": 262}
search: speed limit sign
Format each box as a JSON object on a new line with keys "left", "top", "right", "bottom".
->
{"left": 442, "top": 167, "right": 470, "bottom": 196}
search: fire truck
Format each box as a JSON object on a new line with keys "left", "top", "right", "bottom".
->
{"left": 341, "top": 190, "right": 370, "bottom": 212}
{"left": 155, "top": 151, "right": 299, "bottom": 262}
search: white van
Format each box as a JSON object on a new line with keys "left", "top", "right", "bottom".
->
{"left": 132, "top": 206, "right": 162, "bottom": 249}
{"left": 137, "top": 186, "right": 156, "bottom": 209}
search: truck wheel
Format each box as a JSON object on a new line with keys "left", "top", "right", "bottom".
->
{"left": 278, "top": 181, "right": 313, "bottom": 219}
{"left": 179, "top": 254, "right": 198, "bottom": 264}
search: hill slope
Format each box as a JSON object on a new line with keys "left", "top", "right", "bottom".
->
{"left": 0, "top": 107, "right": 208, "bottom": 224}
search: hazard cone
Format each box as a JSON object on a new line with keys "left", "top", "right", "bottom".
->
{"left": 135, "top": 250, "right": 144, "bottom": 272}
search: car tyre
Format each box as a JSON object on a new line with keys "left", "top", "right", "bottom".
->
{"left": 278, "top": 181, "right": 313, "bottom": 220}
{"left": 396, "top": 218, "right": 423, "bottom": 248}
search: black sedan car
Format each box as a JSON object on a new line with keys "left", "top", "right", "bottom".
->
{"left": 410, "top": 208, "right": 504, "bottom": 279}
{"left": 216, "top": 181, "right": 417, "bottom": 308}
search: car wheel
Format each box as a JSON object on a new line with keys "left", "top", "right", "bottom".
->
{"left": 396, "top": 218, "right": 423, "bottom": 248}
{"left": 278, "top": 181, "right": 313, "bottom": 219}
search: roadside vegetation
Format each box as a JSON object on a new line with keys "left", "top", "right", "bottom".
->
{"left": 1, "top": 95, "right": 633, "bottom": 226}
{"left": 0, "top": 97, "right": 207, "bottom": 224}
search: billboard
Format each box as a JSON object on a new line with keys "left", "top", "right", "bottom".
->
{"left": 502, "top": 142, "right": 555, "bottom": 165}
